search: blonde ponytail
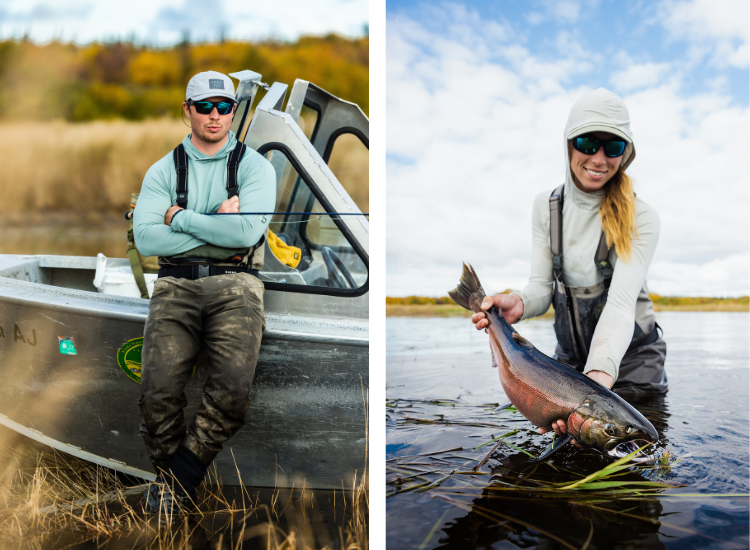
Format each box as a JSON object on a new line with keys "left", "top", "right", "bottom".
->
{"left": 599, "top": 170, "right": 637, "bottom": 261}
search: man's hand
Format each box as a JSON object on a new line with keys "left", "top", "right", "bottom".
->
{"left": 218, "top": 196, "right": 240, "bottom": 214}
{"left": 538, "top": 370, "right": 615, "bottom": 447}
{"left": 165, "top": 205, "right": 184, "bottom": 226}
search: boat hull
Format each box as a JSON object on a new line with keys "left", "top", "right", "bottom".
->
{"left": 0, "top": 257, "right": 368, "bottom": 489}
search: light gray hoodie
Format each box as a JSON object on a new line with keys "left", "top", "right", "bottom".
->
{"left": 514, "top": 88, "right": 660, "bottom": 381}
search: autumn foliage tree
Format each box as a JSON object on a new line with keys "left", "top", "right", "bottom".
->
{"left": 0, "top": 35, "right": 368, "bottom": 121}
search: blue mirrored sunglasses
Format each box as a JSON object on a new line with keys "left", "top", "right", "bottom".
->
{"left": 572, "top": 134, "right": 627, "bottom": 158}
{"left": 188, "top": 99, "right": 235, "bottom": 115}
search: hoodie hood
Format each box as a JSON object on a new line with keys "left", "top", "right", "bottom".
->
{"left": 564, "top": 88, "right": 636, "bottom": 196}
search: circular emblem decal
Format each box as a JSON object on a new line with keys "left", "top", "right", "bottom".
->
{"left": 117, "top": 337, "right": 144, "bottom": 383}
{"left": 116, "top": 338, "right": 196, "bottom": 383}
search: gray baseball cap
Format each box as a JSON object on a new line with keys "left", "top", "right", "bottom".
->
{"left": 185, "top": 71, "right": 236, "bottom": 102}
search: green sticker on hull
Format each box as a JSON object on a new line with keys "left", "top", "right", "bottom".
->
{"left": 117, "top": 337, "right": 143, "bottom": 383}
{"left": 58, "top": 336, "right": 77, "bottom": 355}
{"left": 116, "top": 337, "right": 196, "bottom": 383}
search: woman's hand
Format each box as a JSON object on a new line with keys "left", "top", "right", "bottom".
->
{"left": 471, "top": 293, "right": 525, "bottom": 330}
{"left": 539, "top": 370, "right": 615, "bottom": 447}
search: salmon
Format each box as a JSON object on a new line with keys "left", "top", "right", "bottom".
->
{"left": 448, "top": 263, "right": 658, "bottom": 461}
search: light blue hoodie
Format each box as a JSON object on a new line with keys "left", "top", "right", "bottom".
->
{"left": 134, "top": 131, "right": 276, "bottom": 258}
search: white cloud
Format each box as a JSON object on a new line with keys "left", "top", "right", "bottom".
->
{"left": 657, "top": 0, "right": 749, "bottom": 68}
{"left": 387, "top": 7, "right": 749, "bottom": 298}
{"left": 649, "top": 255, "right": 750, "bottom": 296}
{"left": 0, "top": 0, "right": 368, "bottom": 43}
{"left": 545, "top": 0, "right": 583, "bottom": 23}
{"left": 610, "top": 62, "right": 672, "bottom": 92}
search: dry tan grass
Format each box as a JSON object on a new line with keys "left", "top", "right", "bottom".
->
{"left": 0, "top": 119, "right": 368, "bottom": 215}
{"left": 327, "top": 133, "right": 369, "bottom": 214}
{"left": 0, "top": 119, "right": 187, "bottom": 213}
{"left": 0, "top": 437, "right": 368, "bottom": 549}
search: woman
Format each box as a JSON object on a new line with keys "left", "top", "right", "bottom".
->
{"left": 472, "top": 88, "right": 667, "bottom": 440}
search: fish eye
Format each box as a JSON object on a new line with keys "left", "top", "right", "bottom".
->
{"left": 605, "top": 424, "right": 618, "bottom": 437}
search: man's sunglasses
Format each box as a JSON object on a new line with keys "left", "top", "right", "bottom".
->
{"left": 572, "top": 134, "right": 627, "bottom": 158}
{"left": 187, "top": 99, "right": 236, "bottom": 115}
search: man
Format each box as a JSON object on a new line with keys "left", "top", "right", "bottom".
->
{"left": 133, "top": 70, "right": 276, "bottom": 512}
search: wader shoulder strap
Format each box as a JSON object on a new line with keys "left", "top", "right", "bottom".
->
{"left": 172, "top": 141, "right": 246, "bottom": 207}
{"left": 549, "top": 184, "right": 614, "bottom": 285}
{"left": 226, "top": 142, "right": 246, "bottom": 199}
{"left": 595, "top": 232, "right": 614, "bottom": 284}
{"left": 173, "top": 144, "right": 189, "bottom": 208}
{"left": 549, "top": 185, "right": 564, "bottom": 279}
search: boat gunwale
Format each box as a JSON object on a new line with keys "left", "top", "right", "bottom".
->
{"left": 0, "top": 412, "right": 156, "bottom": 481}
{"left": 0, "top": 273, "right": 369, "bottom": 347}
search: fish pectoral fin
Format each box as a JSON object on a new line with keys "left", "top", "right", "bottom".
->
{"left": 493, "top": 402, "right": 513, "bottom": 413}
{"left": 532, "top": 434, "right": 573, "bottom": 462}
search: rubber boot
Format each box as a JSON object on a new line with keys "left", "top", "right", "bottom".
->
{"left": 162, "top": 445, "right": 210, "bottom": 505}
{"left": 144, "top": 446, "right": 209, "bottom": 514}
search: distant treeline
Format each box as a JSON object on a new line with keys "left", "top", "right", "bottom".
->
{"left": 0, "top": 35, "right": 368, "bottom": 122}
{"left": 648, "top": 294, "right": 749, "bottom": 307}
{"left": 387, "top": 294, "right": 749, "bottom": 308}
{"left": 386, "top": 292, "right": 512, "bottom": 306}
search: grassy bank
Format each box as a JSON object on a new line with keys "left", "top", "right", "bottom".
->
{"left": 0, "top": 119, "right": 368, "bottom": 215}
{"left": 0, "top": 427, "right": 367, "bottom": 548}
{"left": 386, "top": 295, "right": 750, "bottom": 317}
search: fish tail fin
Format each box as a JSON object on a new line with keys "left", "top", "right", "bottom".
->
{"left": 448, "top": 263, "right": 486, "bottom": 313}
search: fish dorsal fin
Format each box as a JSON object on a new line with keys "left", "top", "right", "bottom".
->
{"left": 511, "top": 332, "right": 533, "bottom": 348}
{"left": 490, "top": 348, "right": 498, "bottom": 369}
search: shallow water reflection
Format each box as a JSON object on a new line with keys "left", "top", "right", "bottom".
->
{"left": 0, "top": 214, "right": 126, "bottom": 258}
{"left": 386, "top": 313, "right": 749, "bottom": 549}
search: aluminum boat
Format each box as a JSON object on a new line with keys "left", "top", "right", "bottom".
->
{"left": 0, "top": 72, "right": 369, "bottom": 489}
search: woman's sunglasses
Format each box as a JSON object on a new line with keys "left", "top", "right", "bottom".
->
{"left": 572, "top": 134, "right": 627, "bottom": 158}
{"left": 187, "top": 99, "right": 236, "bottom": 115}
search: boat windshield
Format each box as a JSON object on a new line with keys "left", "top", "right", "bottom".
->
{"left": 259, "top": 147, "right": 367, "bottom": 294}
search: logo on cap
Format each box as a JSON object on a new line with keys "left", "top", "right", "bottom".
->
{"left": 209, "top": 79, "right": 225, "bottom": 89}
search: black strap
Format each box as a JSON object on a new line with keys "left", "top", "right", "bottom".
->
{"left": 595, "top": 232, "right": 614, "bottom": 284}
{"left": 226, "top": 141, "right": 246, "bottom": 199}
{"left": 173, "top": 144, "right": 189, "bottom": 208}
{"left": 549, "top": 184, "right": 613, "bottom": 285}
{"left": 158, "top": 265, "right": 260, "bottom": 280}
{"left": 549, "top": 185, "right": 564, "bottom": 279}
{"left": 172, "top": 141, "right": 247, "bottom": 208}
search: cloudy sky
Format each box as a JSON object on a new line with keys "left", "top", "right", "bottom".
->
{"left": 0, "top": 0, "right": 368, "bottom": 44}
{"left": 386, "top": 0, "right": 749, "bottom": 298}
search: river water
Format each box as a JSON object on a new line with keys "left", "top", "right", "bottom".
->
{"left": 386, "top": 313, "right": 749, "bottom": 549}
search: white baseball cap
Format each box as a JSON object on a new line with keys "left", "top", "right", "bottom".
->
{"left": 185, "top": 71, "right": 236, "bottom": 102}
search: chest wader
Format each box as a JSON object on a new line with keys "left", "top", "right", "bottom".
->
{"left": 126, "top": 142, "right": 267, "bottom": 298}
{"left": 138, "top": 142, "right": 269, "bottom": 497}
{"left": 160, "top": 142, "right": 267, "bottom": 277}
{"left": 549, "top": 185, "right": 668, "bottom": 397}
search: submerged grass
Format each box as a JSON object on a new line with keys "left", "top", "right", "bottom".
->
{"left": 387, "top": 397, "right": 690, "bottom": 500}
{"left": 0, "top": 436, "right": 367, "bottom": 549}
{"left": 387, "top": 396, "right": 749, "bottom": 548}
